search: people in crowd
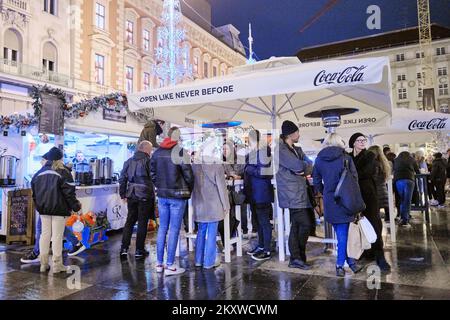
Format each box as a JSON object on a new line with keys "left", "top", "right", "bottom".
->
{"left": 31, "top": 147, "right": 82, "bottom": 273}
{"left": 151, "top": 127, "right": 194, "bottom": 276}
{"left": 275, "top": 121, "right": 313, "bottom": 270}
{"left": 244, "top": 129, "right": 274, "bottom": 261}
{"left": 383, "top": 146, "right": 391, "bottom": 157}
{"left": 415, "top": 150, "right": 428, "bottom": 173}
{"left": 447, "top": 148, "right": 450, "bottom": 190}
{"left": 430, "top": 152, "right": 447, "bottom": 208}
{"left": 138, "top": 120, "right": 164, "bottom": 148}
{"left": 313, "top": 133, "right": 363, "bottom": 276}
{"left": 72, "top": 150, "right": 89, "bottom": 172}
{"left": 348, "top": 133, "right": 391, "bottom": 271}
{"left": 393, "top": 151, "right": 420, "bottom": 226}
{"left": 368, "top": 145, "right": 392, "bottom": 222}
{"left": 222, "top": 141, "right": 251, "bottom": 240}
{"left": 119, "top": 140, "right": 155, "bottom": 258}
{"left": 192, "top": 144, "right": 229, "bottom": 269}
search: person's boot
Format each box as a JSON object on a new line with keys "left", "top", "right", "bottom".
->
{"left": 376, "top": 253, "right": 391, "bottom": 272}
{"left": 40, "top": 254, "right": 50, "bottom": 273}
{"left": 335, "top": 266, "right": 345, "bottom": 277}
{"left": 51, "top": 256, "right": 68, "bottom": 274}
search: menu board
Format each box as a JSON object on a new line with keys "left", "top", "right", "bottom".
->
{"left": 39, "top": 92, "right": 64, "bottom": 135}
{"left": 6, "top": 189, "right": 34, "bottom": 245}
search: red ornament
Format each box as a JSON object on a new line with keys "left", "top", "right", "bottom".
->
{"left": 79, "top": 111, "right": 86, "bottom": 118}
{"left": 108, "top": 99, "right": 115, "bottom": 106}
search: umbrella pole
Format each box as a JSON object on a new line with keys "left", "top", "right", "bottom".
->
{"left": 272, "top": 95, "right": 286, "bottom": 261}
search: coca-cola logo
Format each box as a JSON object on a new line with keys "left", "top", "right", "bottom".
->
{"left": 408, "top": 118, "right": 448, "bottom": 131}
{"left": 313, "top": 66, "right": 367, "bottom": 86}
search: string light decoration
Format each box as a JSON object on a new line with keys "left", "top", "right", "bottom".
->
{"left": 153, "top": 0, "right": 192, "bottom": 86}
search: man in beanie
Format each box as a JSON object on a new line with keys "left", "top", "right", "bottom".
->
{"left": 275, "top": 120, "right": 313, "bottom": 269}
{"left": 348, "top": 132, "right": 391, "bottom": 271}
{"left": 31, "top": 147, "right": 82, "bottom": 273}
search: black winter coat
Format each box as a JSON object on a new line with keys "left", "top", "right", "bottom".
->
{"left": 31, "top": 161, "right": 81, "bottom": 217}
{"left": 349, "top": 149, "right": 379, "bottom": 218}
{"left": 151, "top": 144, "right": 194, "bottom": 199}
{"left": 119, "top": 151, "right": 155, "bottom": 201}
{"left": 393, "top": 155, "right": 420, "bottom": 182}
{"left": 431, "top": 158, "right": 448, "bottom": 183}
{"left": 373, "top": 160, "right": 389, "bottom": 208}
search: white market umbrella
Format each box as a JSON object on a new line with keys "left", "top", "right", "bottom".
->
{"left": 127, "top": 56, "right": 393, "bottom": 133}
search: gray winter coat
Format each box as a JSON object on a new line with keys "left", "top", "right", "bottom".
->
{"left": 192, "top": 164, "right": 230, "bottom": 223}
{"left": 275, "top": 140, "right": 313, "bottom": 209}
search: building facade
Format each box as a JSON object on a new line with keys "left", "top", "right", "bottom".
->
{"left": 0, "top": 0, "right": 246, "bottom": 116}
{"left": 297, "top": 25, "right": 450, "bottom": 114}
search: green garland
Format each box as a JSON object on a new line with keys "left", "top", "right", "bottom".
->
{"left": 31, "top": 85, "right": 67, "bottom": 118}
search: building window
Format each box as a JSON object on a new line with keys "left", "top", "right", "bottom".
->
{"left": 416, "top": 51, "right": 424, "bottom": 59}
{"left": 439, "top": 83, "right": 448, "bottom": 96}
{"left": 418, "top": 88, "right": 423, "bottom": 98}
{"left": 126, "top": 66, "right": 133, "bottom": 92}
{"left": 397, "top": 74, "right": 406, "bottom": 81}
{"left": 143, "top": 29, "right": 150, "bottom": 51}
{"left": 3, "top": 29, "right": 21, "bottom": 65}
{"left": 4, "top": 48, "right": 18, "bottom": 63}
{"left": 44, "top": 0, "right": 57, "bottom": 15}
{"left": 143, "top": 72, "right": 150, "bottom": 90}
{"left": 126, "top": 20, "right": 134, "bottom": 45}
{"left": 213, "top": 66, "right": 217, "bottom": 77}
{"left": 398, "top": 88, "right": 407, "bottom": 100}
{"left": 95, "top": 3, "right": 106, "bottom": 30}
{"left": 193, "top": 56, "right": 199, "bottom": 74}
{"left": 417, "top": 72, "right": 425, "bottom": 79}
{"left": 438, "top": 67, "right": 448, "bottom": 76}
{"left": 440, "top": 104, "right": 449, "bottom": 113}
{"left": 95, "top": 54, "right": 105, "bottom": 85}
{"left": 436, "top": 47, "right": 446, "bottom": 56}
{"left": 396, "top": 53, "right": 405, "bottom": 62}
{"left": 203, "top": 61, "right": 209, "bottom": 78}
{"left": 42, "top": 59, "right": 55, "bottom": 72}
{"left": 42, "top": 42, "right": 57, "bottom": 72}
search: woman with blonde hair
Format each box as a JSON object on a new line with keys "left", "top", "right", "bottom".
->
{"left": 31, "top": 147, "right": 81, "bottom": 273}
{"left": 368, "top": 145, "right": 392, "bottom": 222}
{"left": 313, "top": 133, "right": 363, "bottom": 276}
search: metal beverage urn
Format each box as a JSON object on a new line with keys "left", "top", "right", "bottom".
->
{"left": 102, "top": 157, "right": 113, "bottom": 184}
{"left": 90, "top": 159, "right": 103, "bottom": 185}
{"left": 0, "top": 155, "right": 19, "bottom": 186}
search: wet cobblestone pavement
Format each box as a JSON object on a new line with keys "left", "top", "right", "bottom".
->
{"left": 1, "top": 206, "right": 449, "bottom": 300}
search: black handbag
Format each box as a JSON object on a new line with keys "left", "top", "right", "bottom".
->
{"left": 305, "top": 178, "right": 317, "bottom": 208}
{"left": 334, "top": 158, "right": 366, "bottom": 214}
{"left": 228, "top": 179, "right": 246, "bottom": 206}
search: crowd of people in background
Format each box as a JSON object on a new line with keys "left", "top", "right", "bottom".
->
{"left": 20, "top": 122, "right": 449, "bottom": 278}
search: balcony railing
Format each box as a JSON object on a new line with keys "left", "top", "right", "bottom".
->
{"left": 0, "top": 59, "right": 73, "bottom": 88}
{"left": 0, "top": 0, "right": 29, "bottom": 12}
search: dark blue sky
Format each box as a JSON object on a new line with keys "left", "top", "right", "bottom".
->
{"left": 210, "top": 0, "right": 450, "bottom": 60}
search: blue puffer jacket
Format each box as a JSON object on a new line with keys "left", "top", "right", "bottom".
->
{"left": 244, "top": 146, "right": 274, "bottom": 204}
{"left": 313, "top": 146, "right": 358, "bottom": 224}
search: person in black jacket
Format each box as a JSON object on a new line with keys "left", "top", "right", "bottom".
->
{"left": 430, "top": 152, "right": 447, "bottom": 207}
{"left": 348, "top": 133, "right": 391, "bottom": 271}
{"left": 31, "top": 147, "right": 82, "bottom": 274}
{"left": 119, "top": 140, "right": 155, "bottom": 258}
{"left": 393, "top": 151, "right": 420, "bottom": 225}
{"left": 151, "top": 127, "right": 194, "bottom": 276}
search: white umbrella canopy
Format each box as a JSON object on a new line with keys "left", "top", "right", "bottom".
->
{"left": 128, "top": 56, "right": 393, "bottom": 132}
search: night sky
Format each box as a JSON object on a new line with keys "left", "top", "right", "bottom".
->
{"left": 210, "top": 0, "right": 450, "bottom": 60}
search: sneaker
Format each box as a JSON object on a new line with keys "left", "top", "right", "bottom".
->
{"left": 399, "top": 220, "right": 411, "bottom": 227}
{"left": 204, "top": 260, "right": 221, "bottom": 269}
{"left": 195, "top": 263, "right": 203, "bottom": 268}
{"left": 246, "top": 246, "right": 263, "bottom": 256}
{"left": 21, "top": 251, "right": 39, "bottom": 264}
{"left": 135, "top": 249, "right": 150, "bottom": 258}
{"left": 68, "top": 243, "right": 86, "bottom": 257}
{"left": 437, "top": 204, "right": 446, "bottom": 209}
{"left": 156, "top": 264, "right": 164, "bottom": 273}
{"left": 165, "top": 265, "right": 185, "bottom": 276}
{"left": 376, "top": 257, "right": 391, "bottom": 272}
{"left": 288, "top": 259, "right": 311, "bottom": 270}
{"left": 242, "top": 233, "right": 249, "bottom": 240}
{"left": 335, "top": 266, "right": 345, "bottom": 277}
{"left": 430, "top": 199, "right": 439, "bottom": 206}
{"left": 51, "top": 264, "right": 69, "bottom": 274}
{"left": 120, "top": 248, "right": 128, "bottom": 258}
{"left": 251, "top": 251, "right": 271, "bottom": 261}
{"left": 349, "top": 263, "right": 364, "bottom": 274}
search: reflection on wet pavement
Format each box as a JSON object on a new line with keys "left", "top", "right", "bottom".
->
{"left": 1, "top": 206, "right": 449, "bottom": 300}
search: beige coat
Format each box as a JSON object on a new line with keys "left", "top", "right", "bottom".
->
{"left": 192, "top": 164, "right": 230, "bottom": 223}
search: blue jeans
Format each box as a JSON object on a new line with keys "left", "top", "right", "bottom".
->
{"left": 156, "top": 197, "right": 187, "bottom": 266}
{"left": 395, "top": 179, "right": 415, "bottom": 222}
{"left": 195, "top": 222, "right": 219, "bottom": 268}
{"left": 332, "top": 223, "right": 356, "bottom": 267}
{"left": 33, "top": 214, "right": 79, "bottom": 255}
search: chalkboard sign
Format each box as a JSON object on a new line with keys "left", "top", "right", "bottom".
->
{"left": 6, "top": 189, "right": 34, "bottom": 245}
{"left": 39, "top": 92, "right": 64, "bottom": 135}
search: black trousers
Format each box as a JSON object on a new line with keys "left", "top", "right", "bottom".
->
{"left": 288, "top": 208, "right": 312, "bottom": 262}
{"left": 434, "top": 180, "right": 446, "bottom": 205}
{"left": 240, "top": 203, "right": 258, "bottom": 234}
{"left": 121, "top": 198, "right": 154, "bottom": 251}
